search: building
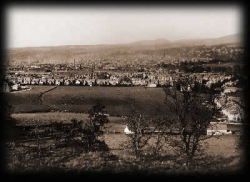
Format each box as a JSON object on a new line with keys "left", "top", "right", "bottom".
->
{"left": 223, "top": 87, "right": 237, "bottom": 93}
{"left": 227, "top": 123, "right": 244, "bottom": 134}
{"left": 207, "top": 122, "right": 232, "bottom": 135}
{"left": 124, "top": 125, "right": 134, "bottom": 135}
{"left": 11, "top": 84, "right": 20, "bottom": 91}
{"left": 147, "top": 83, "right": 157, "bottom": 88}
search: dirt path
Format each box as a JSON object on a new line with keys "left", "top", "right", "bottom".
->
{"left": 39, "top": 86, "right": 58, "bottom": 108}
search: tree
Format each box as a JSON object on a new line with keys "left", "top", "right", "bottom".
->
{"left": 82, "top": 103, "right": 110, "bottom": 152}
{"left": 206, "top": 81, "right": 226, "bottom": 117}
{"left": 124, "top": 100, "right": 151, "bottom": 158}
{"left": 163, "top": 77, "right": 219, "bottom": 168}
{"left": 52, "top": 103, "right": 110, "bottom": 153}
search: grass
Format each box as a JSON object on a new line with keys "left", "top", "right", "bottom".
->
{"left": 6, "top": 112, "right": 244, "bottom": 174}
{"left": 11, "top": 112, "right": 126, "bottom": 133}
{"left": 5, "top": 131, "right": 243, "bottom": 174}
{"left": 5, "top": 86, "right": 245, "bottom": 174}
{"left": 44, "top": 86, "right": 167, "bottom": 117}
{"left": 5, "top": 86, "right": 56, "bottom": 113}
{"left": 6, "top": 86, "right": 168, "bottom": 117}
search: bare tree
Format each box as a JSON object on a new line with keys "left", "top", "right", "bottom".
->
{"left": 124, "top": 100, "right": 151, "bottom": 159}
{"left": 163, "top": 77, "right": 219, "bottom": 168}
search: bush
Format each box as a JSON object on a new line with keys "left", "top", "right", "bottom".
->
{"left": 52, "top": 103, "right": 110, "bottom": 153}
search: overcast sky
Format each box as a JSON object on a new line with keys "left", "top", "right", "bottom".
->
{"left": 6, "top": 5, "right": 243, "bottom": 48}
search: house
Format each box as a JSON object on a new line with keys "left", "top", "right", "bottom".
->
{"left": 31, "top": 79, "right": 39, "bottom": 85}
{"left": 47, "top": 79, "right": 55, "bottom": 85}
{"left": 55, "top": 79, "right": 61, "bottom": 85}
{"left": 75, "top": 80, "right": 81, "bottom": 85}
{"left": 132, "top": 78, "right": 142, "bottom": 86}
{"left": 109, "top": 80, "right": 118, "bottom": 86}
{"left": 120, "top": 81, "right": 131, "bottom": 86}
{"left": 64, "top": 80, "right": 70, "bottom": 85}
{"left": 12, "top": 84, "right": 20, "bottom": 91}
{"left": 227, "top": 123, "right": 244, "bottom": 134}
{"left": 219, "top": 98, "right": 244, "bottom": 123}
{"left": 20, "top": 85, "right": 28, "bottom": 90}
{"left": 39, "top": 80, "right": 45, "bottom": 85}
{"left": 147, "top": 83, "right": 157, "bottom": 88}
{"left": 124, "top": 125, "right": 134, "bottom": 135}
{"left": 207, "top": 122, "right": 232, "bottom": 135}
{"left": 223, "top": 87, "right": 237, "bottom": 93}
{"left": 23, "top": 77, "right": 31, "bottom": 85}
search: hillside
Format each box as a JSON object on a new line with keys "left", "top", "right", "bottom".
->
{"left": 129, "top": 38, "right": 171, "bottom": 46}
{"left": 5, "top": 33, "right": 242, "bottom": 66}
{"left": 173, "top": 33, "right": 242, "bottom": 46}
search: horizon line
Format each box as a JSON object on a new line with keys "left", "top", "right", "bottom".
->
{"left": 7, "top": 32, "right": 242, "bottom": 50}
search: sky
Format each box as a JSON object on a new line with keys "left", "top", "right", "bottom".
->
{"left": 6, "top": 5, "right": 243, "bottom": 48}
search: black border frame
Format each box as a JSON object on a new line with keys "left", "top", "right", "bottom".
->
{"left": 0, "top": 0, "right": 249, "bottom": 180}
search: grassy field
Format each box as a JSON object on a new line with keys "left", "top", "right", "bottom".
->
{"left": 11, "top": 112, "right": 126, "bottom": 133}
{"left": 6, "top": 86, "right": 168, "bottom": 117}
{"left": 5, "top": 86, "right": 56, "bottom": 113}
{"left": 6, "top": 112, "right": 244, "bottom": 174}
{"left": 43, "top": 86, "right": 167, "bottom": 116}
{"left": 5, "top": 86, "right": 245, "bottom": 174}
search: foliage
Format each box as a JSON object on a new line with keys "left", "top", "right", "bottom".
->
{"left": 232, "top": 92, "right": 247, "bottom": 150}
{"left": 51, "top": 103, "right": 110, "bottom": 153}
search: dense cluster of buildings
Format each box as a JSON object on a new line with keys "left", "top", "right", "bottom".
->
{"left": 3, "top": 43, "right": 245, "bottom": 129}
{"left": 2, "top": 67, "right": 240, "bottom": 92}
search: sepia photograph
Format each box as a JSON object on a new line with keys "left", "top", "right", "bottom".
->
{"left": 1, "top": 4, "right": 247, "bottom": 176}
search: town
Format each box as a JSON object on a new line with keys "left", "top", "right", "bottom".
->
{"left": 3, "top": 43, "right": 245, "bottom": 90}
{"left": 4, "top": 6, "right": 247, "bottom": 174}
{"left": 2, "top": 42, "right": 245, "bottom": 128}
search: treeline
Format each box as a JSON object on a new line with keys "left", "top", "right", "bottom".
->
{"left": 181, "top": 64, "right": 245, "bottom": 75}
{"left": 158, "top": 60, "right": 245, "bottom": 75}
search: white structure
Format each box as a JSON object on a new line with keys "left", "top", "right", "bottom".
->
{"left": 215, "top": 97, "right": 244, "bottom": 123}
{"left": 124, "top": 125, "right": 134, "bottom": 135}
{"left": 55, "top": 80, "right": 61, "bottom": 85}
{"left": 11, "top": 84, "right": 19, "bottom": 91}
{"left": 207, "top": 122, "right": 232, "bottom": 135}
{"left": 64, "top": 80, "right": 70, "bottom": 85}
{"left": 75, "top": 80, "right": 81, "bottom": 85}
{"left": 20, "top": 85, "right": 28, "bottom": 89}
{"left": 147, "top": 83, "right": 157, "bottom": 88}
{"left": 207, "top": 130, "right": 232, "bottom": 135}
{"left": 223, "top": 87, "right": 237, "bottom": 93}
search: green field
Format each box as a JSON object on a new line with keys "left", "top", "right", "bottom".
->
{"left": 6, "top": 86, "right": 169, "bottom": 117}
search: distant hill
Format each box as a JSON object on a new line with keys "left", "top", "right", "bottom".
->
{"left": 127, "top": 33, "right": 242, "bottom": 47}
{"left": 129, "top": 38, "right": 171, "bottom": 46}
{"left": 5, "top": 33, "right": 242, "bottom": 65}
{"left": 172, "top": 33, "right": 242, "bottom": 46}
